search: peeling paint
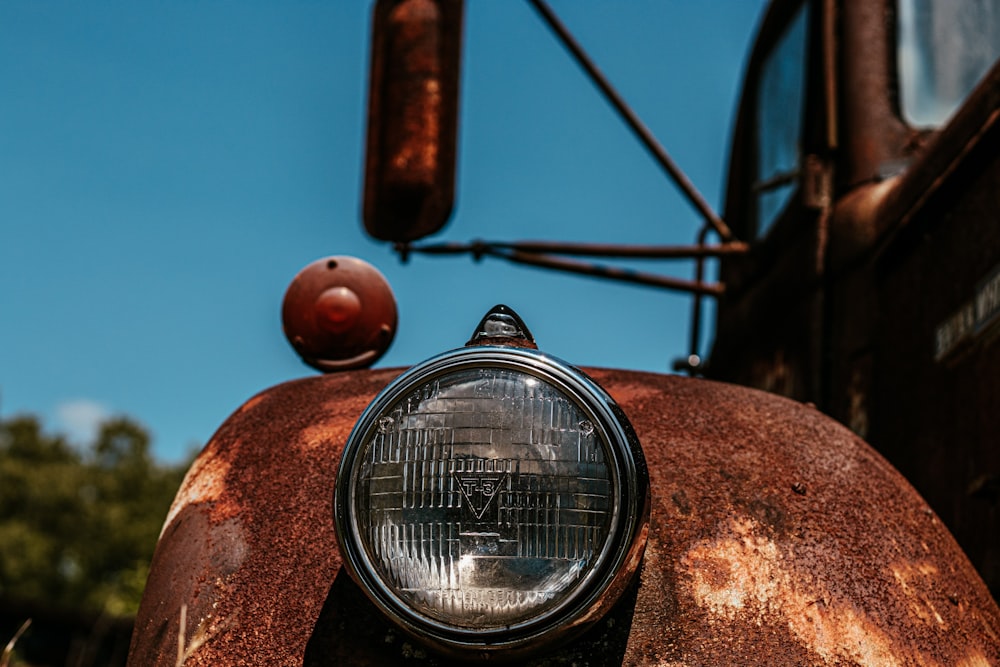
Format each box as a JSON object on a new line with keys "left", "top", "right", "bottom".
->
{"left": 682, "top": 516, "right": 919, "bottom": 666}
{"left": 955, "top": 653, "right": 992, "bottom": 667}
{"left": 161, "top": 446, "right": 236, "bottom": 537}
{"left": 891, "top": 561, "right": 947, "bottom": 628}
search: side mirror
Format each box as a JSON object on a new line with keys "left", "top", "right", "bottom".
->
{"left": 362, "top": 0, "right": 464, "bottom": 242}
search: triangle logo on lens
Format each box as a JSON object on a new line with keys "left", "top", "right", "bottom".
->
{"left": 455, "top": 469, "right": 508, "bottom": 520}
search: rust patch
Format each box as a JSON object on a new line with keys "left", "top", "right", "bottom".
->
{"left": 891, "top": 561, "right": 947, "bottom": 628}
{"left": 236, "top": 393, "right": 266, "bottom": 415}
{"left": 586, "top": 368, "right": 662, "bottom": 406}
{"left": 682, "top": 516, "right": 902, "bottom": 665}
{"left": 294, "top": 392, "right": 375, "bottom": 453}
{"left": 956, "top": 655, "right": 993, "bottom": 667}
{"left": 129, "top": 369, "right": 404, "bottom": 667}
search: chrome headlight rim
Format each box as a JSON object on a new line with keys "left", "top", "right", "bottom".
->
{"left": 333, "top": 345, "right": 649, "bottom": 654}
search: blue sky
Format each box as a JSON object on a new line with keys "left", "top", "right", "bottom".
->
{"left": 1, "top": 1, "right": 767, "bottom": 461}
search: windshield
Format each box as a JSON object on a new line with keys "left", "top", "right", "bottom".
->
{"left": 898, "top": 0, "right": 1000, "bottom": 127}
{"left": 754, "top": 2, "right": 809, "bottom": 237}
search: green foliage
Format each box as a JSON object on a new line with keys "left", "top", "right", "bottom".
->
{"left": 0, "top": 414, "right": 191, "bottom": 618}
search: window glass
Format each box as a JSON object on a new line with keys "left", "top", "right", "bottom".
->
{"left": 754, "top": 3, "right": 809, "bottom": 237}
{"left": 898, "top": 0, "right": 1000, "bottom": 127}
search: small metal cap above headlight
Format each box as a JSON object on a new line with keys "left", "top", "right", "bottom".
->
{"left": 333, "top": 308, "right": 649, "bottom": 658}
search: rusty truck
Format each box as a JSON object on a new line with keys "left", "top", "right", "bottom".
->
{"left": 128, "top": 0, "right": 1000, "bottom": 664}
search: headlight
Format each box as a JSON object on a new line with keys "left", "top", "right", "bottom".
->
{"left": 334, "top": 310, "right": 649, "bottom": 657}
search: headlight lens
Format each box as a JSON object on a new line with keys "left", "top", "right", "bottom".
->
{"left": 334, "top": 346, "right": 648, "bottom": 655}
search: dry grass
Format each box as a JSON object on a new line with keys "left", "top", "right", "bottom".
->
{"left": 174, "top": 604, "right": 238, "bottom": 667}
{"left": 1, "top": 619, "right": 31, "bottom": 667}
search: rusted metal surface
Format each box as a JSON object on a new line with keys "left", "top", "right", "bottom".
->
{"left": 362, "top": 0, "right": 463, "bottom": 243}
{"left": 128, "top": 369, "right": 1000, "bottom": 665}
{"left": 282, "top": 256, "right": 397, "bottom": 372}
{"left": 837, "top": 0, "right": 917, "bottom": 191}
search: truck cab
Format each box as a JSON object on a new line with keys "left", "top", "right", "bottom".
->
{"left": 710, "top": 0, "right": 1000, "bottom": 597}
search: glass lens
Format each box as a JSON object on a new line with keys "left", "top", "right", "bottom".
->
{"left": 350, "top": 366, "right": 615, "bottom": 630}
{"left": 898, "top": 0, "right": 1000, "bottom": 127}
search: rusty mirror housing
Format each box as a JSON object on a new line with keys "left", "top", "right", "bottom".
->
{"left": 362, "top": 0, "right": 464, "bottom": 243}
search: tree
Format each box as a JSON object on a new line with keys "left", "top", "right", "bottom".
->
{"left": 0, "top": 413, "right": 191, "bottom": 634}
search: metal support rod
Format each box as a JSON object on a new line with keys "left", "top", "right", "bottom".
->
{"left": 490, "top": 248, "right": 725, "bottom": 295}
{"left": 491, "top": 239, "right": 748, "bottom": 258}
{"left": 400, "top": 239, "right": 748, "bottom": 259}
{"left": 670, "top": 225, "right": 713, "bottom": 375}
{"left": 399, "top": 242, "right": 725, "bottom": 295}
{"left": 527, "top": 0, "right": 735, "bottom": 241}
{"left": 689, "top": 225, "right": 711, "bottom": 368}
